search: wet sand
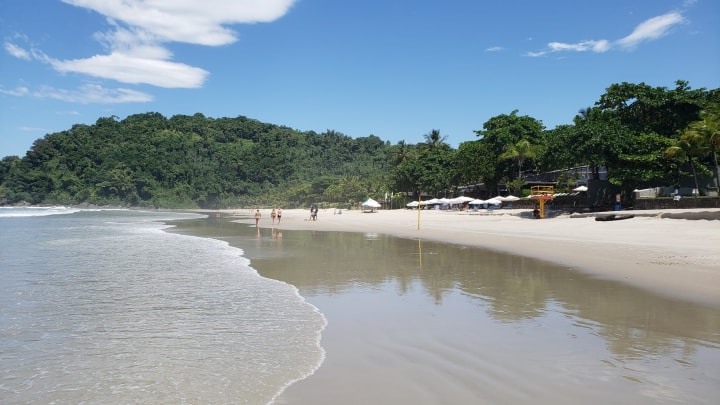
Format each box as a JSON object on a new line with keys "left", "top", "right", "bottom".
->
{"left": 175, "top": 207, "right": 720, "bottom": 404}
{"left": 208, "top": 207, "right": 720, "bottom": 404}
{"left": 244, "top": 207, "right": 720, "bottom": 307}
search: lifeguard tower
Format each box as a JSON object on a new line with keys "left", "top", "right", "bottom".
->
{"left": 530, "top": 185, "right": 554, "bottom": 219}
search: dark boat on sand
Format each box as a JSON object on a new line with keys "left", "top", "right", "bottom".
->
{"left": 595, "top": 214, "right": 635, "bottom": 222}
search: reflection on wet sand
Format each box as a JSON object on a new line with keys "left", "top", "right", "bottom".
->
{"left": 169, "top": 216, "right": 720, "bottom": 403}
{"left": 254, "top": 230, "right": 717, "bottom": 356}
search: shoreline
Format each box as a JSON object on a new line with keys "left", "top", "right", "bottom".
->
{"left": 218, "top": 207, "right": 720, "bottom": 308}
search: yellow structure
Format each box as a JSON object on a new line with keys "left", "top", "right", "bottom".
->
{"left": 529, "top": 185, "right": 554, "bottom": 219}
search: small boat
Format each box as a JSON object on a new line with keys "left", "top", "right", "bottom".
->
{"left": 595, "top": 214, "right": 635, "bottom": 222}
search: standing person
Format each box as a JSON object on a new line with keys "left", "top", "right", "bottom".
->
{"left": 254, "top": 209, "right": 261, "bottom": 227}
{"left": 270, "top": 208, "right": 277, "bottom": 225}
{"left": 276, "top": 208, "right": 282, "bottom": 224}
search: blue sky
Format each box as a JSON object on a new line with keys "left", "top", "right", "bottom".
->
{"left": 1, "top": 0, "right": 718, "bottom": 158}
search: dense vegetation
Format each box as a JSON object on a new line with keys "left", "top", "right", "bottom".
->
{"left": 1, "top": 80, "right": 718, "bottom": 209}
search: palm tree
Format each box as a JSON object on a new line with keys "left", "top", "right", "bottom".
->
{"left": 686, "top": 104, "right": 720, "bottom": 190}
{"left": 421, "top": 129, "right": 448, "bottom": 151}
{"left": 500, "top": 139, "right": 537, "bottom": 179}
{"left": 665, "top": 130, "right": 709, "bottom": 196}
{"left": 392, "top": 140, "right": 410, "bottom": 165}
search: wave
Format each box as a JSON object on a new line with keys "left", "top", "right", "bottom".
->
{"left": 0, "top": 206, "right": 82, "bottom": 218}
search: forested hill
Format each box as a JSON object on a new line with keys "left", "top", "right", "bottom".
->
{"left": 0, "top": 112, "right": 395, "bottom": 208}
{"left": 2, "top": 81, "right": 719, "bottom": 209}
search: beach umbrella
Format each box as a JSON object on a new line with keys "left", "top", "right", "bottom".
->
{"left": 469, "top": 199, "right": 485, "bottom": 205}
{"left": 573, "top": 185, "right": 588, "bottom": 192}
{"left": 450, "top": 196, "right": 474, "bottom": 204}
{"left": 406, "top": 201, "right": 419, "bottom": 207}
{"left": 485, "top": 198, "right": 502, "bottom": 205}
{"left": 503, "top": 195, "right": 520, "bottom": 201}
{"left": 361, "top": 198, "right": 381, "bottom": 208}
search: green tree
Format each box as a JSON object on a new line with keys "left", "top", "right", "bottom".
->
{"left": 684, "top": 104, "right": 720, "bottom": 190}
{"left": 452, "top": 140, "right": 494, "bottom": 187}
{"left": 596, "top": 80, "right": 708, "bottom": 138}
{"left": 499, "top": 139, "right": 538, "bottom": 179}
{"left": 537, "top": 125, "right": 579, "bottom": 172}
{"left": 665, "top": 130, "right": 709, "bottom": 195}
{"left": 474, "top": 110, "right": 544, "bottom": 190}
{"left": 421, "top": 129, "right": 449, "bottom": 151}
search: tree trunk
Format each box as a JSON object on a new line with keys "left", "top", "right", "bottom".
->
{"left": 689, "top": 157, "right": 700, "bottom": 197}
{"left": 712, "top": 151, "right": 720, "bottom": 191}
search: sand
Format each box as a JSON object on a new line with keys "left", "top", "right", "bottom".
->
{"left": 199, "top": 206, "right": 720, "bottom": 404}
{"left": 245, "top": 207, "right": 720, "bottom": 307}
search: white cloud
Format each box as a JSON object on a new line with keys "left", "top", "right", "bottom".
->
{"left": 52, "top": 51, "right": 208, "bottom": 88}
{"left": 62, "top": 0, "right": 296, "bottom": 45}
{"left": 10, "top": 0, "right": 295, "bottom": 92}
{"left": 485, "top": 46, "right": 504, "bottom": 52}
{"left": 528, "top": 10, "right": 687, "bottom": 57}
{"left": 616, "top": 12, "right": 685, "bottom": 49}
{"left": 0, "top": 86, "right": 30, "bottom": 96}
{"left": 548, "top": 40, "right": 610, "bottom": 53}
{"left": 33, "top": 84, "right": 154, "bottom": 104}
{"left": 4, "top": 42, "right": 32, "bottom": 60}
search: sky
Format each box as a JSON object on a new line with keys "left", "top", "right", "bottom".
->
{"left": 1, "top": 0, "right": 719, "bottom": 158}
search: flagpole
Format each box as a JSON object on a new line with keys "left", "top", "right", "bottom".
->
{"left": 417, "top": 192, "right": 421, "bottom": 230}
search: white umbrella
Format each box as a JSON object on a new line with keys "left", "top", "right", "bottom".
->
{"left": 503, "top": 195, "right": 520, "bottom": 201}
{"left": 573, "top": 185, "right": 588, "bottom": 192}
{"left": 361, "top": 198, "right": 381, "bottom": 208}
{"left": 491, "top": 195, "right": 508, "bottom": 202}
{"left": 485, "top": 198, "right": 502, "bottom": 205}
{"left": 450, "top": 196, "right": 474, "bottom": 204}
{"left": 406, "top": 201, "right": 419, "bottom": 207}
{"left": 469, "top": 199, "right": 485, "bottom": 205}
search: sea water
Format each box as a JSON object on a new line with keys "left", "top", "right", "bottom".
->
{"left": 0, "top": 208, "right": 325, "bottom": 404}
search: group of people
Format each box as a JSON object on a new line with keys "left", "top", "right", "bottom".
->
{"left": 253, "top": 205, "right": 322, "bottom": 227}
{"left": 254, "top": 208, "right": 283, "bottom": 227}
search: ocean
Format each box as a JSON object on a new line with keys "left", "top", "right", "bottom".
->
{"left": 0, "top": 208, "right": 325, "bottom": 404}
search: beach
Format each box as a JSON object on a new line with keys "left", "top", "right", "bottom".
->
{"left": 244, "top": 207, "right": 720, "bottom": 307}
{"left": 208, "top": 206, "right": 720, "bottom": 405}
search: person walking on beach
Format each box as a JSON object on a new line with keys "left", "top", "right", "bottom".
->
{"left": 271, "top": 208, "right": 277, "bottom": 225}
{"left": 254, "top": 209, "right": 262, "bottom": 227}
{"left": 276, "top": 208, "right": 282, "bottom": 224}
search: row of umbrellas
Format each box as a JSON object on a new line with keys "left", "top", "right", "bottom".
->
{"left": 368, "top": 186, "right": 589, "bottom": 209}
{"left": 406, "top": 195, "right": 521, "bottom": 208}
